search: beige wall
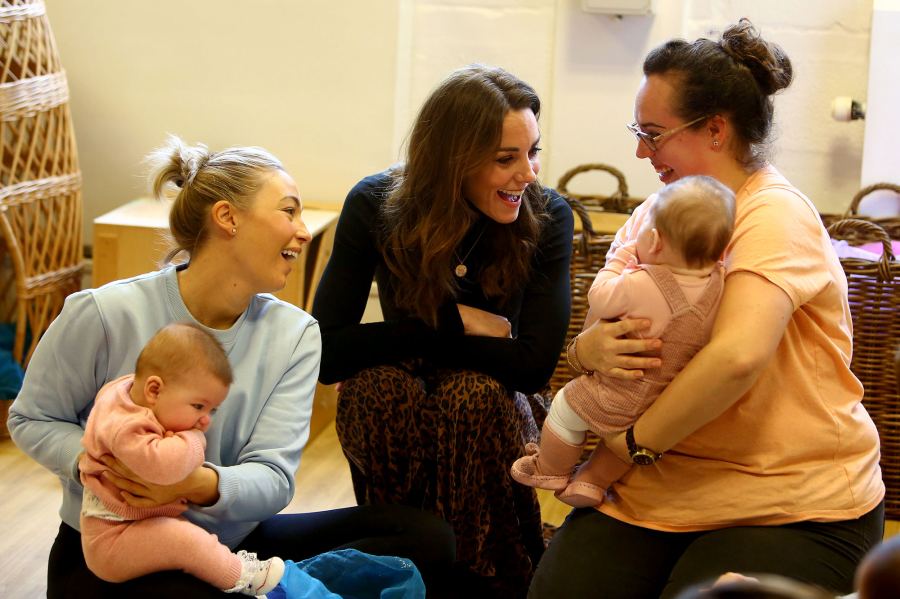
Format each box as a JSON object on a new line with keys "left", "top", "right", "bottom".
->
{"left": 46, "top": 0, "right": 402, "bottom": 239}
{"left": 45, "top": 0, "right": 876, "bottom": 242}
{"left": 545, "top": 0, "right": 873, "bottom": 213}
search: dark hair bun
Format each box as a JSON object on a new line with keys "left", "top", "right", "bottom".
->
{"left": 719, "top": 18, "right": 792, "bottom": 95}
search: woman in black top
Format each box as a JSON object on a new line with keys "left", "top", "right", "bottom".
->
{"left": 312, "top": 64, "right": 573, "bottom": 596}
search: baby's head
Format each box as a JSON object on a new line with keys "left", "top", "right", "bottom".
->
{"left": 637, "top": 175, "right": 736, "bottom": 269}
{"left": 132, "top": 322, "right": 233, "bottom": 432}
{"left": 856, "top": 534, "right": 900, "bottom": 599}
{"left": 674, "top": 572, "right": 832, "bottom": 598}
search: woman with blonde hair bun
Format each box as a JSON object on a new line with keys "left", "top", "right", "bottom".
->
{"left": 9, "top": 136, "right": 455, "bottom": 597}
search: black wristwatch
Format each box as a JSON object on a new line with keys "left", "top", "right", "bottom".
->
{"left": 626, "top": 426, "right": 662, "bottom": 466}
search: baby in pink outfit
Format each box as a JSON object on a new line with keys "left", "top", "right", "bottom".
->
{"left": 511, "top": 175, "right": 735, "bottom": 507}
{"left": 79, "top": 322, "right": 284, "bottom": 595}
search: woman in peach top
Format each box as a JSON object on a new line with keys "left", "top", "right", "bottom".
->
{"left": 530, "top": 19, "right": 884, "bottom": 598}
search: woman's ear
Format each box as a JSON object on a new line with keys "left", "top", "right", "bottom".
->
{"left": 707, "top": 114, "right": 728, "bottom": 148}
{"left": 210, "top": 200, "right": 238, "bottom": 237}
{"left": 143, "top": 375, "right": 163, "bottom": 406}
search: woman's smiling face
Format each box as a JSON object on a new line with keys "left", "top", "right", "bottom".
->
{"left": 632, "top": 74, "right": 712, "bottom": 185}
{"left": 462, "top": 108, "right": 542, "bottom": 224}
{"left": 234, "top": 169, "right": 311, "bottom": 294}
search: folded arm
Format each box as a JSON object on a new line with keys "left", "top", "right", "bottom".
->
{"left": 315, "top": 178, "right": 574, "bottom": 394}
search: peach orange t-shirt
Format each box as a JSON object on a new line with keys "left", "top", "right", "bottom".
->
{"left": 596, "top": 165, "right": 884, "bottom": 531}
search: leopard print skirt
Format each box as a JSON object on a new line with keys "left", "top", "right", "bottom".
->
{"left": 336, "top": 363, "right": 548, "bottom": 597}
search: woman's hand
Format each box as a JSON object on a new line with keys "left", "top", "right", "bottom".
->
{"left": 457, "top": 304, "right": 512, "bottom": 338}
{"left": 577, "top": 318, "right": 661, "bottom": 379}
{"left": 100, "top": 455, "right": 219, "bottom": 508}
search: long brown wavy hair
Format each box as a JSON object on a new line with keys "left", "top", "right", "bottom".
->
{"left": 381, "top": 65, "right": 549, "bottom": 326}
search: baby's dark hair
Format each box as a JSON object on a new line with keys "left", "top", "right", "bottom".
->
{"left": 856, "top": 535, "right": 900, "bottom": 599}
{"left": 674, "top": 573, "right": 833, "bottom": 599}
{"left": 651, "top": 175, "right": 736, "bottom": 268}
{"left": 135, "top": 322, "right": 233, "bottom": 387}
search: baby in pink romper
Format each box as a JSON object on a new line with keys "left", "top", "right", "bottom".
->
{"left": 79, "top": 322, "right": 284, "bottom": 595}
{"left": 511, "top": 175, "right": 735, "bottom": 507}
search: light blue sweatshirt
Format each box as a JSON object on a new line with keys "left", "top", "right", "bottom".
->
{"left": 8, "top": 266, "right": 320, "bottom": 548}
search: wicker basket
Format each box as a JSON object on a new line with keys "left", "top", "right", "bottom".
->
{"left": 0, "top": 0, "right": 84, "bottom": 367}
{"left": 549, "top": 194, "right": 618, "bottom": 395}
{"left": 820, "top": 183, "right": 900, "bottom": 243}
{"left": 556, "top": 163, "right": 645, "bottom": 216}
{"left": 550, "top": 164, "right": 641, "bottom": 395}
{"left": 828, "top": 218, "right": 899, "bottom": 518}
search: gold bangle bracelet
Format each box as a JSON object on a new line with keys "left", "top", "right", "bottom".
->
{"left": 566, "top": 335, "right": 594, "bottom": 376}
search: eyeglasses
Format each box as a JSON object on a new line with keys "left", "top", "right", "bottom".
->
{"left": 626, "top": 115, "right": 709, "bottom": 153}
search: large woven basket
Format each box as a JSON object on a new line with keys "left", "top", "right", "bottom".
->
{"left": 556, "top": 163, "right": 645, "bottom": 216}
{"left": 550, "top": 164, "right": 639, "bottom": 397}
{"left": 0, "top": 0, "right": 84, "bottom": 367}
{"left": 820, "top": 183, "right": 900, "bottom": 243}
{"left": 549, "top": 191, "right": 618, "bottom": 395}
{"left": 550, "top": 167, "right": 638, "bottom": 458}
{"left": 547, "top": 226, "right": 615, "bottom": 458}
{"left": 827, "top": 218, "right": 899, "bottom": 518}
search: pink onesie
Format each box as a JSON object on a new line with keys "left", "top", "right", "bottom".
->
{"left": 79, "top": 375, "right": 242, "bottom": 588}
{"left": 563, "top": 264, "right": 724, "bottom": 433}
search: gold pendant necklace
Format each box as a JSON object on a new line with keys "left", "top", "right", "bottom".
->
{"left": 453, "top": 223, "right": 487, "bottom": 278}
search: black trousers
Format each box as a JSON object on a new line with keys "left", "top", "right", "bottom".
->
{"left": 529, "top": 501, "right": 884, "bottom": 599}
{"left": 48, "top": 505, "right": 456, "bottom": 598}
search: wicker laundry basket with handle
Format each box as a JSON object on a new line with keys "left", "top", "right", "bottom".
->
{"left": 556, "top": 163, "right": 644, "bottom": 216}
{"left": 546, "top": 228, "right": 616, "bottom": 460}
{"left": 820, "top": 183, "right": 900, "bottom": 243}
{"left": 550, "top": 163, "right": 644, "bottom": 395}
{"left": 0, "top": 0, "right": 84, "bottom": 368}
{"left": 549, "top": 164, "right": 642, "bottom": 458}
{"left": 828, "top": 218, "right": 899, "bottom": 518}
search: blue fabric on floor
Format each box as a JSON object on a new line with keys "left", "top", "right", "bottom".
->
{"left": 267, "top": 549, "right": 425, "bottom": 599}
{"left": 0, "top": 323, "right": 24, "bottom": 399}
{"left": 267, "top": 564, "right": 339, "bottom": 599}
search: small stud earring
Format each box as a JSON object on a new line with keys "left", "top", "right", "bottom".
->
{"left": 231, "top": 227, "right": 237, "bottom": 235}
{"left": 713, "top": 140, "right": 720, "bottom": 147}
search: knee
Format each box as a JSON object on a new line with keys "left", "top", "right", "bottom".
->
{"left": 341, "top": 366, "right": 422, "bottom": 398}
{"left": 337, "top": 367, "right": 423, "bottom": 426}
{"left": 81, "top": 552, "right": 128, "bottom": 584}
{"left": 400, "top": 508, "right": 457, "bottom": 577}
{"left": 432, "top": 371, "right": 506, "bottom": 416}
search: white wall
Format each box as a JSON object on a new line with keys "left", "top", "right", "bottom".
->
{"left": 45, "top": 0, "right": 402, "bottom": 240}
{"left": 862, "top": 0, "right": 900, "bottom": 187}
{"left": 44, "top": 0, "right": 876, "bottom": 242}
{"left": 549, "top": 0, "right": 872, "bottom": 213}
